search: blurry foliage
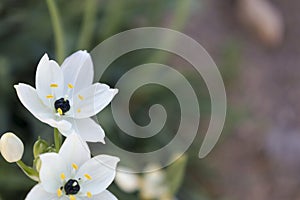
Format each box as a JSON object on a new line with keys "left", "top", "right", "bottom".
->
{"left": 0, "top": 0, "right": 242, "bottom": 199}
{"left": 165, "top": 155, "right": 188, "bottom": 196}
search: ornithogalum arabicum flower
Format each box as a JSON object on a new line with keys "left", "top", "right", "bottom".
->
{"left": 25, "top": 133, "right": 119, "bottom": 200}
{"left": 15, "top": 50, "right": 118, "bottom": 142}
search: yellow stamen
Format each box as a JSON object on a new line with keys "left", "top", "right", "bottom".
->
{"left": 69, "top": 195, "right": 76, "bottom": 200}
{"left": 60, "top": 173, "right": 66, "bottom": 180}
{"left": 78, "top": 95, "right": 84, "bottom": 100}
{"left": 84, "top": 174, "right": 92, "bottom": 180}
{"left": 46, "top": 95, "right": 54, "bottom": 99}
{"left": 57, "top": 108, "right": 63, "bottom": 115}
{"left": 87, "top": 192, "right": 92, "bottom": 198}
{"left": 77, "top": 109, "right": 81, "bottom": 113}
{"left": 68, "top": 83, "right": 74, "bottom": 89}
{"left": 72, "top": 163, "right": 78, "bottom": 170}
{"left": 50, "top": 83, "right": 58, "bottom": 88}
{"left": 57, "top": 188, "right": 63, "bottom": 197}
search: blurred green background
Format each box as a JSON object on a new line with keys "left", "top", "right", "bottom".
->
{"left": 1, "top": 0, "right": 298, "bottom": 200}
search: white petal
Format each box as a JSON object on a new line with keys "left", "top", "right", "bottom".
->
{"left": 75, "top": 155, "right": 120, "bottom": 195}
{"left": 14, "top": 83, "right": 55, "bottom": 123}
{"left": 61, "top": 50, "right": 94, "bottom": 93}
{"left": 39, "top": 153, "right": 69, "bottom": 193}
{"left": 25, "top": 184, "right": 58, "bottom": 200}
{"left": 90, "top": 190, "right": 118, "bottom": 200}
{"left": 15, "top": 83, "right": 73, "bottom": 133}
{"left": 35, "top": 54, "right": 64, "bottom": 107}
{"left": 72, "top": 118, "right": 105, "bottom": 143}
{"left": 46, "top": 118, "right": 73, "bottom": 136}
{"left": 59, "top": 133, "right": 91, "bottom": 171}
{"left": 115, "top": 167, "right": 140, "bottom": 193}
{"left": 73, "top": 83, "right": 118, "bottom": 119}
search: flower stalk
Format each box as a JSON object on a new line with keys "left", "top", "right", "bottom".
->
{"left": 54, "top": 128, "right": 62, "bottom": 152}
{"left": 77, "top": 0, "right": 98, "bottom": 50}
{"left": 46, "top": 0, "right": 65, "bottom": 64}
{"left": 16, "top": 160, "right": 39, "bottom": 182}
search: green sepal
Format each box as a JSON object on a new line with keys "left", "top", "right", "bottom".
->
{"left": 33, "top": 137, "right": 49, "bottom": 158}
{"left": 33, "top": 138, "right": 56, "bottom": 172}
{"left": 33, "top": 157, "right": 42, "bottom": 172}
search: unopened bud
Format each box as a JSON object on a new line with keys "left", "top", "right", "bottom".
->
{"left": 0, "top": 132, "right": 24, "bottom": 163}
{"left": 33, "top": 138, "right": 49, "bottom": 158}
{"left": 33, "top": 157, "right": 42, "bottom": 172}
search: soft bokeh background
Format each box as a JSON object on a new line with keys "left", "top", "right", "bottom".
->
{"left": 0, "top": 0, "right": 298, "bottom": 199}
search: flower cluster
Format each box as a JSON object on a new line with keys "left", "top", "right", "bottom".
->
{"left": 0, "top": 50, "right": 120, "bottom": 200}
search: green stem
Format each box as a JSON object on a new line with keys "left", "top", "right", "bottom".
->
{"left": 54, "top": 128, "right": 62, "bottom": 152}
{"left": 169, "top": 0, "right": 192, "bottom": 30}
{"left": 17, "top": 160, "right": 39, "bottom": 182}
{"left": 78, "top": 0, "right": 98, "bottom": 50}
{"left": 46, "top": 0, "right": 65, "bottom": 64}
{"left": 147, "top": 0, "right": 192, "bottom": 63}
{"left": 99, "top": 0, "right": 125, "bottom": 39}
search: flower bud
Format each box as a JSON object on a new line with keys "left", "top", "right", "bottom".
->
{"left": 33, "top": 157, "right": 42, "bottom": 172}
{"left": 0, "top": 132, "right": 24, "bottom": 163}
{"left": 33, "top": 138, "right": 49, "bottom": 158}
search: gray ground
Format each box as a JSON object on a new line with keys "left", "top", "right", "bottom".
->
{"left": 185, "top": 1, "right": 300, "bottom": 199}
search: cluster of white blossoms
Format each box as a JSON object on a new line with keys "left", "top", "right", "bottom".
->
{"left": 1, "top": 50, "right": 120, "bottom": 200}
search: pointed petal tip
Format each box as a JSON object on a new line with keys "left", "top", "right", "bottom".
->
{"left": 94, "top": 154, "right": 120, "bottom": 167}
{"left": 85, "top": 134, "right": 105, "bottom": 143}
{"left": 13, "top": 84, "right": 19, "bottom": 89}
{"left": 115, "top": 157, "right": 121, "bottom": 163}
{"left": 48, "top": 59, "right": 59, "bottom": 66}
{"left": 75, "top": 50, "right": 90, "bottom": 56}
{"left": 112, "top": 157, "right": 121, "bottom": 166}
{"left": 112, "top": 88, "right": 119, "bottom": 95}
{"left": 108, "top": 155, "right": 121, "bottom": 164}
{"left": 14, "top": 83, "right": 23, "bottom": 89}
{"left": 41, "top": 53, "right": 49, "bottom": 60}
{"left": 93, "top": 135, "right": 106, "bottom": 144}
{"left": 14, "top": 83, "right": 33, "bottom": 91}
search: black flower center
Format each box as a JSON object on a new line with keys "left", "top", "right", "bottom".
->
{"left": 54, "top": 98, "right": 70, "bottom": 115}
{"left": 64, "top": 179, "right": 80, "bottom": 195}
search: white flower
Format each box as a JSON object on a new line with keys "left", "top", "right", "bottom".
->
{"left": 26, "top": 133, "right": 119, "bottom": 200}
{"left": 116, "top": 165, "right": 172, "bottom": 200}
{"left": 14, "top": 50, "right": 118, "bottom": 142}
{"left": 140, "top": 164, "right": 170, "bottom": 200}
{"left": 0, "top": 132, "right": 24, "bottom": 163}
{"left": 115, "top": 167, "right": 140, "bottom": 193}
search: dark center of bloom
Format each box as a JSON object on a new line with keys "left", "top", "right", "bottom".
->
{"left": 64, "top": 179, "right": 80, "bottom": 195}
{"left": 54, "top": 98, "right": 70, "bottom": 115}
